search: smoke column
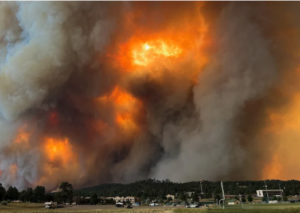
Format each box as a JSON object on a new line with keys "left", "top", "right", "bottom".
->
{"left": 0, "top": 1, "right": 299, "bottom": 190}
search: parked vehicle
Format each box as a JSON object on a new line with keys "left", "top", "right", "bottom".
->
{"left": 132, "top": 202, "right": 140, "bottom": 206}
{"left": 115, "top": 202, "right": 124, "bottom": 207}
{"left": 185, "top": 204, "right": 199, "bottom": 208}
{"left": 149, "top": 203, "right": 159, "bottom": 206}
{"left": 44, "top": 202, "right": 57, "bottom": 209}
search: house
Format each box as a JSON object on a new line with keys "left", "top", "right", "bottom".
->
{"left": 166, "top": 194, "right": 175, "bottom": 200}
{"left": 227, "top": 199, "right": 240, "bottom": 205}
{"left": 111, "top": 196, "right": 138, "bottom": 203}
{"left": 288, "top": 196, "right": 300, "bottom": 203}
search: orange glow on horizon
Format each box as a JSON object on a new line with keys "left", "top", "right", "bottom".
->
{"left": 261, "top": 91, "right": 300, "bottom": 180}
{"left": 262, "top": 155, "right": 283, "bottom": 180}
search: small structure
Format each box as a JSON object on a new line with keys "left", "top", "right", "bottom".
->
{"left": 227, "top": 199, "right": 240, "bottom": 205}
{"left": 289, "top": 196, "right": 300, "bottom": 203}
{"left": 166, "top": 194, "right": 175, "bottom": 200}
{"left": 256, "top": 190, "right": 283, "bottom": 198}
{"left": 111, "top": 196, "right": 138, "bottom": 203}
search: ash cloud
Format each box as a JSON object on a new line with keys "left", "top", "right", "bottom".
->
{"left": 0, "top": 1, "right": 299, "bottom": 190}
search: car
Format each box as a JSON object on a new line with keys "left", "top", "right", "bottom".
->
{"left": 149, "top": 203, "right": 159, "bottom": 206}
{"left": 185, "top": 204, "right": 199, "bottom": 208}
{"left": 115, "top": 202, "right": 124, "bottom": 207}
{"left": 132, "top": 203, "right": 140, "bottom": 206}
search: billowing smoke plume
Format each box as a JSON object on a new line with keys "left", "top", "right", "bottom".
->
{"left": 0, "top": 1, "right": 299, "bottom": 190}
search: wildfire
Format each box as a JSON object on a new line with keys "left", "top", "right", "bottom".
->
{"left": 262, "top": 155, "right": 283, "bottom": 180}
{"left": 97, "top": 86, "right": 142, "bottom": 132}
{"left": 261, "top": 91, "right": 300, "bottom": 180}
{"left": 132, "top": 40, "right": 182, "bottom": 66}
{"left": 44, "top": 137, "right": 74, "bottom": 163}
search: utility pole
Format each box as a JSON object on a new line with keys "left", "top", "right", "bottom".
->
{"left": 279, "top": 184, "right": 283, "bottom": 202}
{"left": 264, "top": 180, "right": 269, "bottom": 203}
{"left": 220, "top": 181, "right": 225, "bottom": 210}
{"left": 239, "top": 194, "right": 243, "bottom": 209}
{"left": 200, "top": 182, "right": 204, "bottom": 195}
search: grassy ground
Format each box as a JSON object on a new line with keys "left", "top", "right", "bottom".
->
{"left": 2, "top": 203, "right": 300, "bottom": 213}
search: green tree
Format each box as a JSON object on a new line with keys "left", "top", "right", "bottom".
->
{"left": 0, "top": 184, "right": 6, "bottom": 201}
{"left": 90, "top": 193, "right": 98, "bottom": 205}
{"left": 25, "top": 188, "right": 33, "bottom": 202}
{"left": 179, "top": 192, "right": 187, "bottom": 201}
{"left": 192, "top": 192, "right": 199, "bottom": 202}
{"left": 45, "top": 193, "right": 54, "bottom": 202}
{"left": 277, "top": 196, "right": 282, "bottom": 202}
{"left": 283, "top": 196, "right": 288, "bottom": 202}
{"left": 242, "top": 198, "right": 246, "bottom": 202}
{"left": 247, "top": 195, "right": 253, "bottom": 202}
{"left": 58, "top": 182, "right": 73, "bottom": 203}
{"left": 33, "top": 186, "right": 46, "bottom": 202}
{"left": 272, "top": 196, "right": 277, "bottom": 201}
{"left": 5, "top": 186, "right": 18, "bottom": 200}
{"left": 19, "top": 190, "right": 26, "bottom": 202}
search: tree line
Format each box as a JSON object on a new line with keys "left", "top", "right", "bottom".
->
{"left": 0, "top": 182, "right": 73, "bottom": 204}
{"left": 74, "top": 179, "right": 300, "bottom": 200}
{"left": 1, "top": 179, "right": 300, "bottom": 204}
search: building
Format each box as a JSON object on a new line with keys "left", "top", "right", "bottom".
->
{"left": 256, "top": 190, "right": 283, "bottom": 198}
{"left": 227, "top": 199, "right": 240, "bottom": 205}
{"left": 166, "top": 194, "right": 175, "bottom": 200}
{"left": 224, "top": 195, "right": 246, "bottom": 199}
{"left": 111, "top": 196, "right": 138, "bottom": 203}
{"left": 289, "top": 196, "right": 300, "bottom": 203}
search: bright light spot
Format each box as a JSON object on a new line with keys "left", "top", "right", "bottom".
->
{"left": 132, "top": 40, "right": 182, "bottom": 66}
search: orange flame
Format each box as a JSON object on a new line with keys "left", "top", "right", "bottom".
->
{"left": 132, "top": 40, "right": 182, "bottom": 66}
{"left": 44, "top": 137, "right": 74, "bottom": 163}
{"left": 97, "top": 86, "right": 142, "bottom": 132}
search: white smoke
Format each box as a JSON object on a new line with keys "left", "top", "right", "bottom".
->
{"left": 0, "top": 2, "right": 115, "bottom": 121}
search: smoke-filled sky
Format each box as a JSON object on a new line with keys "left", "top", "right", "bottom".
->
{"left": 0, "top": 1, "right": 300, "bottom": 190}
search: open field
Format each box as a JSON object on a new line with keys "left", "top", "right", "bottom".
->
{"left": 2, "top": 203, "right": 300, "bottom": 213}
